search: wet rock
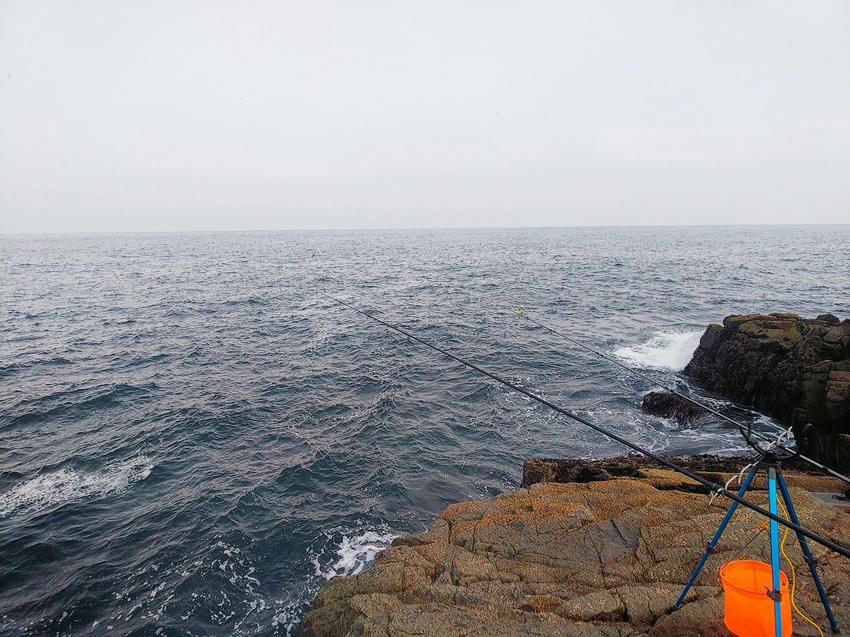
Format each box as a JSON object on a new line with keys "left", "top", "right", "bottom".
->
{"left": 817, "top": 314, "right": 841, "bottom": 326}
{"left": 641, "top": 392, "right": 705, "bottom": 424}
{"left": 298, "top": 466, "right": 850, "bottom": 636}
{"left": 684, "top": 313, "right": 850, "bottom": 472}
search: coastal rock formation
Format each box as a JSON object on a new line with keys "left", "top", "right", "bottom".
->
{"left": 299, "top": 461, "right": 849, "bottom": 636}
{"left": 683, "top": 313, "right": 850, "bottom": 472}
{"left": 640, "top": 392, "right": 705, "bottom": 424}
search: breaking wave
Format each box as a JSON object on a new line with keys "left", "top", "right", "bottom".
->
{"left": 613, "top": 330, "right": 703, "bottom": 371}
{"left": 0, "top": 456, "right": 154, "bottom": 518}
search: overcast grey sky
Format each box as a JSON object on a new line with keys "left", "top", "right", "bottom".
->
{"left": 1, "top": 1, "right": 848, "bottom": 233}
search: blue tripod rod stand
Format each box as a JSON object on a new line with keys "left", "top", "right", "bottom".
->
{"left": 673, "top": 456, "right": 839, "bottom": 635}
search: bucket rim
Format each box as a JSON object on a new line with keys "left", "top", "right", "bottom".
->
{"left": 719, "top": 560, "right": 789, "bottom": 596}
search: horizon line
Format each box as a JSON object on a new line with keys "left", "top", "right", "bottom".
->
{"left": 3, "top": 222, "right": 849, "bottom": 237}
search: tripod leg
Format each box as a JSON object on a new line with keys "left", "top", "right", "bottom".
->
{"left": 777, "top": 471, "right": 840, "bottom": 633}
{"left": 674, "top": 466, "right": 759, "bottom": 608}
{"left": 768, "top": 467, "right": 783, "bottom": 637}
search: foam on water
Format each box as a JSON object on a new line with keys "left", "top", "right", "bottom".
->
{"left": 314, "top": 530, "right": 398, "bottom": 580}
{"left": 259, "top": 528, "right": 400, "bottom": 635}
{"left": 103, "top": 538, "right": 269, "bottom": 634}
{"left": 614, "top": 330, "right": 703, "bottom": 371}
{"left": 0, "top": 456, "right": 154, "bottom": 518}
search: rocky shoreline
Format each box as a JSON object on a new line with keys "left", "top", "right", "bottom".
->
{"left": 298, "top": 313, "right": 850, "bottom": 635}
{"left": 298, "top": 457, "right": 849, "bottom": 636}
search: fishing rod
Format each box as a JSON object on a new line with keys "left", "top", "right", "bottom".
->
{"left": 515, "top": 309, "right": 850, "bottom": 486}
{"left": 322, "top": 293, "right": 850, "bottom": 560}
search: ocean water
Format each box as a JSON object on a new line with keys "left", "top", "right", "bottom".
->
{"left": 1, "top": 226, "right": 848, "bottom": 636}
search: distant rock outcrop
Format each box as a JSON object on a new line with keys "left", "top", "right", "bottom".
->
{"left": 298, "top": 458, "right": 850, "bottom": 636}
{"left": 682, "top": 313, "right": 850, "bottom": 472}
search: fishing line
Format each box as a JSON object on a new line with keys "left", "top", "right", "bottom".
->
{"left": 321, "top": 293, "right": 850, "bottom": 560}
{"left": 515, "top": 309, "right": 850, "bottom": 485}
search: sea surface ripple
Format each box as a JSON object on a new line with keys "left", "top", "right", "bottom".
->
{"left": 1, "top": 226, "right": 848, "bottom": 635}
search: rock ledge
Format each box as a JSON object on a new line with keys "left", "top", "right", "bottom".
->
{"left": 298, "top": 459, "right": 849, "bottom": 636}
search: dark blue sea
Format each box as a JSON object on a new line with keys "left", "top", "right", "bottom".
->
{"left": 2, "top": 226, "right": 848, "bottom": 636}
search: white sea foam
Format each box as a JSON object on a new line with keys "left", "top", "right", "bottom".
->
{"left": 0, "top": 456, "right": 154, "bottom": 518}
{"left": 314, "top": 529, "right": 398, "bottom": 580}
{"left": 614, "top": 330, "right": 703, "bottom": 371}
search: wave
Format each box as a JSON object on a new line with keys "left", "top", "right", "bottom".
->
{"left": 313, "top": 529, "right": 397, "bottom": 580}
{"left": 0, "top": 456, "right": 154, "bottom": 518}
{"left": 0, "top": 356, "right": 72, "bottom": 380}
{"left": 613, "top": 330, "right": 702, "bottom": 371}
{"left": 8, "top": 382, "right": 158, "bottom": 428}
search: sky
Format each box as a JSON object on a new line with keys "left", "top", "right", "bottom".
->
{"left": 1, "top": 1, "right": 849, "bottom": 233}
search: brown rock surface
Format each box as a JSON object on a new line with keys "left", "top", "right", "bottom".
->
{"left": 298, "top": 464, "right": 850, "bottom": 636}
{"left": 683, "top": 313, "right": 850, "bottom": 472}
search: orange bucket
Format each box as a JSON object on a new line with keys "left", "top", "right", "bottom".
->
{"left": 719, "top": 560, "right": 791, "bottom": 637}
